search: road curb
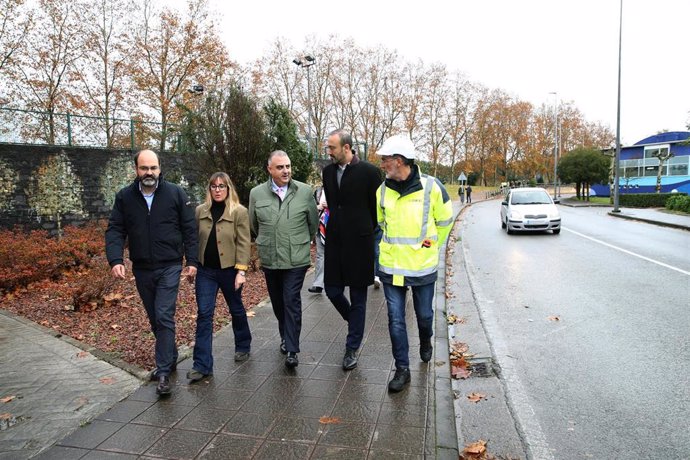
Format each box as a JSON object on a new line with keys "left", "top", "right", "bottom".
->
{"left": 608, "top": 211, "right": 690, "bottom": 231}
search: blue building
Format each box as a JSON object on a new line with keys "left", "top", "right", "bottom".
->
{"left": 591, "top": 131, "right": 690, "bottom": 196}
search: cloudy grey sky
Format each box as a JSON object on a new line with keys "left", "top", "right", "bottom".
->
{"left": 208, "top": 0, "right": 688, "bottom": 146}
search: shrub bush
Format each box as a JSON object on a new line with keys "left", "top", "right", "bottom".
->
{"left": 666, "top": 194, "right": 690, "bottom": 213}
{"left": 619, "top": 193, "right": 686, "bottom": 208}
{"left": 0, "top": 221, "right": 107, "bottom": 292}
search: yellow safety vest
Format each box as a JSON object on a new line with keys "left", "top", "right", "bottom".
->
{"left": 376, "top": 172, "right": 454, "bottom": 286}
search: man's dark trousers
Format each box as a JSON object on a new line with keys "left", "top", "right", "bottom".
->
{"left": 325, "top": 285, "right": 367, "bottom": 350}
{"left": 263, "top": 266, "right": 308, "bottom": 353}
{"left": 133, "top": 265, "right": 182, "bottom": 375}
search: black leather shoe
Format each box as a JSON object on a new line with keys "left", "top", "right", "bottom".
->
{"left": 308, "top": 286, "right": 323, "bottom": 293}
{"left": 388, "top": 368, "right": 410, "bottom": 393}
{"left": 150, "top": 362, "right": 177, "bottom": 381}
{"left": 156, "top": 375, "right": 171, "bottom": 396}
{"left": 279, "top": 339, "right": 287, "bottom": 354}
{"left": 285, "top": 352, "right": 298, "bottom": 368}
{"left": 420, "top": 340, "right": 433, "bottom": 363}
{"left": 342, "top": 348, "right": 358, "bottom": 370}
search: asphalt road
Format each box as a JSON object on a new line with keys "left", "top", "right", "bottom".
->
{"left": 458, "top": 201, "right": 690, "bottom": 459}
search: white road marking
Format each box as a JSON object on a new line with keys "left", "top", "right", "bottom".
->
{"left": 563, "top": 228, "right": 690, "bottom": 277}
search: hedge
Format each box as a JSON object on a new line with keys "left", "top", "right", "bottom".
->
{"left": 619, "top": 192, "right": 687, "bottom": 208}
{"left": 665, "top": 194, "right": 690, "bottom": 213}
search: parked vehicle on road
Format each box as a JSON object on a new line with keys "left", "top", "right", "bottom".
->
{"left": 500, "top": 187, "right": 561, "bottom": 234}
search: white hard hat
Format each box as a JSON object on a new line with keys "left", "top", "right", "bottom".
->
{"left": 377, "top": 134, "right": 417, "bottom": 160}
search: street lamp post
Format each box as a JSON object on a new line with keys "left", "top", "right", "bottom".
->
{"left": 292, "top": 55, "right": 316, "bottom": 159}
{"left": 612, "top": 0, "right": 623, "bottom": 213}
{"left": 550, "top": 92, "right": 559, "bottom": 200}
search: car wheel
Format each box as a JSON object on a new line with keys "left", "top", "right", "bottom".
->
{"left": 553, "top": 229, "right": 560, "bottom": 235}
{"left": 506, "top": 220, "right": 513, "bottom": 235}
{"left": 501, "top": 218, "right": 506, "bottom": 229}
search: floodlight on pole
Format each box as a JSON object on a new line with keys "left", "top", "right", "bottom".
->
{"left": 292, "top": 55, "right": 316, "bottom": 159}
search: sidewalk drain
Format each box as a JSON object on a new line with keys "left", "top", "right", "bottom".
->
{"left": 468, "top": 357, "right": 494, "bottom": 377}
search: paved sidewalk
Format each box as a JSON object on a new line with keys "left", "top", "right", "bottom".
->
{"left": 607, "top": 207, "right": 690, "bottom": 231}
{"left": 0, "top": 311, "right": 141, "bottom": 459}
{"left": 24, "top": 218, "right": 461, "bottom": 460}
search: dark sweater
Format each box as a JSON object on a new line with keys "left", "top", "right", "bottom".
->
{"left": 202, "top": 201, "right": 225, "bottom": 269}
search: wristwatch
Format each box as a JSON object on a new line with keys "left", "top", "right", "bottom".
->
{"left": 238, "top": 270, "right": 246, "bottom": 276}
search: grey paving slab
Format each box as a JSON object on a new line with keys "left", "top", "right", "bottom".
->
{"left": 0, "top": 310, "right": 141, "bottom": 459}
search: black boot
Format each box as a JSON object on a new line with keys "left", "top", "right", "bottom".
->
{"left": 388, "top": 368, "right": 410, "bottom": 392}
{"left": 342, "top": 348, "right": 358, "bottom": 370}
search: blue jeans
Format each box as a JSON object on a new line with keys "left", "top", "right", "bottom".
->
{"left": 263, "top": 266, "right": 308, "bottom": 353}
{"left": 193, "top": 266, "right": 252, "bottom": 374}
{"left": 133, "top": 265, "right": 182, "bottom": 376}
{"left": 325, "top": 284, "right": 367, "bottom": 350}
{"left": 383, "top": 282, "right": 435, "bottom": 369}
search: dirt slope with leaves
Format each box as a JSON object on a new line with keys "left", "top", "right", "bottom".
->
{"left": 1, "top": 259, "right": 267, "bottom": 371}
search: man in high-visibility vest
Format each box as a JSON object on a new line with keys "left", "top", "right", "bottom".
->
{"left": 375, "top": 134, "right": 454, "bottom": 392}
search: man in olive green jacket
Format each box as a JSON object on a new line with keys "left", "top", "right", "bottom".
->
{"left": 248, "top": 150, "right": 318, "bottom": 368}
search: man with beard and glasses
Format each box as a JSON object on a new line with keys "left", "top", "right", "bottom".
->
{"left": 105, "top": 149, "right": 198, "bottom": 397}
{"left": 375, "top": 134, "right": 453, "bottom": 392}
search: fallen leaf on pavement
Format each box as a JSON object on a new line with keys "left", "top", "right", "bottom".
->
{"left": 246, "top": 311, "right": 256, "bottom": 317}
{"left": 319, "top": 416, "right": 341, "bottom": 424}
{"left": 463, "top": 439, "right": 487, "bottom": 455}
{"left": 451, "top": 356, "right": 472, "bottom": 379}
{"left": 99, "top": 377, "right": 115, "bottom": 385}
{"left": 76, "top": 351, "right": 89, "bottom": 359}
{"left": 467, "top": 392, "right": 487, "bottom": 403}
{"left": 0, "top": 396, "right": 16, "bottom": 403}
{"left": 548, "top": 315, "right": 560, "bottom": 321}
{"left": 0, "top": 413, "right": 12, "bottom": 420}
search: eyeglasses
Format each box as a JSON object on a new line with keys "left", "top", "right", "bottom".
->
{"left": 210, "top": 184, "right": 227, "bottom": 191}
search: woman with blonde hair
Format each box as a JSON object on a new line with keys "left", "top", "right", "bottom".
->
{"left": 187, "top": 172, "right": 252, "bottom": 382}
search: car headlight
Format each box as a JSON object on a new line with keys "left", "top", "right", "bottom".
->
{"left": 509, "top": 210, "right": 522, "bottom": 220}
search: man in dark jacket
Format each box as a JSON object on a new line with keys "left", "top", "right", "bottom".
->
{"left": 323, "top": 129, "right": 382, "bottom": 370}
{"left": 105, "top": 149, "right": 198, "bottom": 396}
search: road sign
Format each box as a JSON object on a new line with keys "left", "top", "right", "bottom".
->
{"left": 457, "top": 172, "right": 467, "bottom": 181}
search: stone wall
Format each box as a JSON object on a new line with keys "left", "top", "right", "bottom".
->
{"left": 0, "top": 144, "right": 203, "bottom": 232}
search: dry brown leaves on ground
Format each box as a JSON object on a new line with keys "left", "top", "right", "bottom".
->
{"left": 1, "top": 258, "right": 268, "bottom": 370}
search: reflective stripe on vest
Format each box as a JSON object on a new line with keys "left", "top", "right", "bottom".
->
{"left": 379, "top": 174, "right": 434, "bottom": 245}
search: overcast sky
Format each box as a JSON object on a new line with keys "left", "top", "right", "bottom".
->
{"left": 206, "top": 0, "right": 688, "bottom": 146}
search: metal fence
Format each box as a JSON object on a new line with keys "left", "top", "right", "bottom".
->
{"left": 0, "top": 107, "right": 183, "bottom": 151}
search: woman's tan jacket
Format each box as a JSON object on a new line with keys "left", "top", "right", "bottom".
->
{"left": 195, "top": 203, "right": 251, "bottom": 270}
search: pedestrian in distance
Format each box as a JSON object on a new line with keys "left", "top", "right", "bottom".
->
{"left": 248, "top": 150, "right": 318, "bottom": 369}
{"left": 459, "top": 185, "right": 465, "bottom": 204}
{"left": 466, "top": 184, "right": 472, "bottom": 203}
{"left": 308, "top": 177, "right": 328, "bottom": 294}
{"left": 187, "top": 172, "right": 252, "bottom": 383}
{"left": 105, "top": 149, "right": 198, "bottom": 397}
{"left": 375, "top": 134, "right": 453, "bottom": 392}
{"left": 322, "top": 129, "right": 383, "bottom": 371}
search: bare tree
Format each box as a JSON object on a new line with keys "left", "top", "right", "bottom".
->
{"left": 5, "top": 0, "right": 86, "bottom": 143}
{"left": 73, "top": 0, "right": 134, "bottom": 147}
{"left": 0, "top": 0, "right": 33, "bottom": 75}
{"left": 423, "top": 63, "right": 448, "bottom": 176}
{"left": 130, "top": 0, "right": 229, "bottom": 151}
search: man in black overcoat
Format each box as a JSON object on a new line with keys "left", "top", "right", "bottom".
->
{"left": 322, "top": 129, "right": 383, "bottom": 370}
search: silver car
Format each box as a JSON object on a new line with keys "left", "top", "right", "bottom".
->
{"left": 500, "top": 187, "right": 561, "bottom": 234}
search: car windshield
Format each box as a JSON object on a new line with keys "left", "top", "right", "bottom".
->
{"left": 510, "top": 190, "right": 551, "bottom": 205}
